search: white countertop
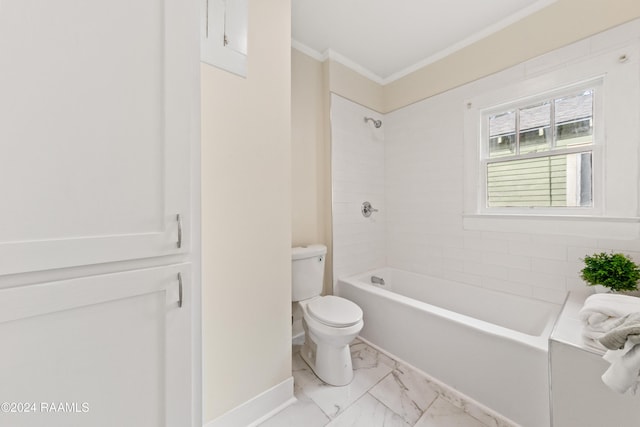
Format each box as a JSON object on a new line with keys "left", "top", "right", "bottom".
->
{"left": 550, "top": 289, "right": 605, "bottom": 356}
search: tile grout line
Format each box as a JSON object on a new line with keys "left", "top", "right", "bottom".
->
{"left": 363, "top": 391, "right": 414, "bottom": 427}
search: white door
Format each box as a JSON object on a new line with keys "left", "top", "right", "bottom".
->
{"left": 0, "top": 0, "right": 195, "bottom": 275}
{"left": 0, "top": 264, "right": 191, "bottom": 427}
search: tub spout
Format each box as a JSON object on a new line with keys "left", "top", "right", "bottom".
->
{"left": 371, "top": 276, "right": 385, "bottom": 286}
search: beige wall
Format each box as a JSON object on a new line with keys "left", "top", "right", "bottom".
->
{"left": 291, "top": 52, "right": 384, "bottom": 294}
{"left": 328, "top": 60, "right": 385, "bottom": 113}
{"left": 291, "top": 49, "right": 332, "bottom": 294}
{"left": 291, "top": 50, "right": 325, "bottom": 247}
{"left": 385, "top": 0, "right": 640, "bottom": 111}
{"left": 201, "top": 0, "right": 291, "bottom": 422}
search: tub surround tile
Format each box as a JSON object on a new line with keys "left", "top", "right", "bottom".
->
{"left": 378, "top": 21, "right": 640, "bottom": 321}
{"left": 532, "top": 287, "right": 568, "bottom": 305}
{"left": 369, "top": 365, "right": 439, "bottom": 424}
{"left": 332, "top": 95, "right": 386, "bottom": 286}
{"left": 414, "top": 397, "right": 487, "bottom": 427}
{"left": 507, "top": 268, "right": 566, "bottom": 291}
{"left": 326, "top": 394, "right": 410, "bottom": 427}
{"left": 507, "top": 240, "right": 567, "bottom": 261}
{"left": 481, "top": 251, "right": 531, "bottom": 271}
{"left": 479, "top": 276, "right": 533, "bottom": 299}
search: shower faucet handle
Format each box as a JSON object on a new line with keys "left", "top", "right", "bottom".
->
{"left": 361, "top": 201, "right": 378, "bottom": 218}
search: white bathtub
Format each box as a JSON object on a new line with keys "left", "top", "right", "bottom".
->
{"left": 336, "top": 268, "right": 562, "bottom": 427}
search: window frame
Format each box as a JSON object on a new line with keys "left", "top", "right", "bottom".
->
{"left": 462, "top": 39, "right": 640, "bottom": 240}
{"left": 477, "top": 78, "right": 604, "bottom": 216}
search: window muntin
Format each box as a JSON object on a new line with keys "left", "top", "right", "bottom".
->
{"left": 483, "top": 89, "right": 594, "bottom": 209}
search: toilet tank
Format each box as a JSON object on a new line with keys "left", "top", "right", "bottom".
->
{"left": 292, "top": 244, "right": 327, "bottom": 302}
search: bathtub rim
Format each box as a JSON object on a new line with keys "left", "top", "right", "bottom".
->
{"left": 337, "top": 267, "right": 563, "bottom": 352}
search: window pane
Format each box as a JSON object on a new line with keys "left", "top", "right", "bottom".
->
{"left": 487, "top": 152, "right": 592, "bottom": 207}
{"left": 519, "top": 102, "right": 551, "bottom": 155}
{"left": 488, "top": 111, "right": 515, "bottom": 158}
{"left": 555, "top": 90, "right": 593, "bottom": 148}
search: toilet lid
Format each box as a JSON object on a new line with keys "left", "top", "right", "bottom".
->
{"left": 307, "top": 296, "right": 363, "bottom": 327}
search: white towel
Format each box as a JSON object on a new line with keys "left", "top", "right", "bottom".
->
{"left": 602, "top": 341, "right": 640, "bottom": 394}
{"left": 578, "top": 294, "right": 640, "bottom": 351}
{"left": 599, "top": 312, "right": 640, "bottom": 350}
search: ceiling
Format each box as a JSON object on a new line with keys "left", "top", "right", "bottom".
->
{"left": 292, "top": 0, "right": 556, "bottom": 84}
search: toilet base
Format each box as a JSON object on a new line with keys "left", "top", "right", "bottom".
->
{"left": 300, "top": 326, "right": 355, "bottom": 386}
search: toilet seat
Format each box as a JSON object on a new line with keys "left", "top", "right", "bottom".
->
{"left": 307, "top": 296, "right": 363, "bottom": 328}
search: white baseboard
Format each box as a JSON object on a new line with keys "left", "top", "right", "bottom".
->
{"left": 204, "top": 377, "right": 295, "bottom": 427}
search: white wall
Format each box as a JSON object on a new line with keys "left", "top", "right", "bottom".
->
{"left": 331, "top": 94, "right": 386, "bottom": 283}
{"left": 384, "top": 20, "right": 640, "bottom": 304}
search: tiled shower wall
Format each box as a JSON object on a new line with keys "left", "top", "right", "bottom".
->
{"left": 331, "top": 20, "right": 640, "bottom": 304}
{"left": 383, "top": 21, "right": 640, "bottom": 304}
{"left": 331, "top": 94, "right": 385, "bottom": 283}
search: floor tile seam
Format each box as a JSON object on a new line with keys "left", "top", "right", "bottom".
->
{"left": 356, "top": 345, "right": 495, "bottom": 426}
{"left": 370, "top": 374, "right": 439, "bottom": 426}
{"left": 366, "top": 368, "right": 396, "bottom": 394}
{"left": 435, "top": 393, "right": 492, "bottom": 427}
{"left": 416, "top": 393, "right": 442, "bottom": 423}
{"left": 378, "top": 355, "right": 491, "bottom": 426}
{"left": 293, "top": 351, "right": 345, "bottom": 420}
{"left": 363, "top": 391, "right": 415, "bottom": 426}
{"left": 324, "top": 392, "right": 374, "bottom": 425}
{"left": 293, "top": 377, "right": 339, "bottom": 420}
{"left": 307, "top": 397, "right": 332, "bottom": 425}
{"left": 466, "top": 410, "right": 492, "bottom": 427}
{"left": 389, "top": 367, "right": 441, "bottom": 409}
{"left": 433, "top": 394, "right": 495, "bottom": 427}
{"left": 305, "top": 361, "right": 397, "bottom": 421}
{"left": 316, "top": 395, "right": 341, "bottom": 420}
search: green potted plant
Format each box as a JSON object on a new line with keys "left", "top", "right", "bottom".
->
{"left": 580, "top": 252, "right": 640, "bottom": 293}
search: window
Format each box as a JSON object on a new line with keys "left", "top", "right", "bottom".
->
{"left": 463, "top": 36, "right": 640, "bottom": 239}
{"left": 481, "top": 85, "right": 598, "bottom": 211}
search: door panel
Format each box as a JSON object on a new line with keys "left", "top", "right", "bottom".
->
{"left": 0, "top": 0, "right": 192, "bottom": 275}
{"left": 0, "top": 264, "right": 191, "bottom": 426}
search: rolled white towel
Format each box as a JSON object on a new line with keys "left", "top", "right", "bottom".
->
{"left": 602, "top": 342, "right": 640, "bottom": 394}
{"left": 579, "top": 294, "right": 640, "bottom": 326}
{"left": 579, "top": 294, "right": 640, "bottom": 351}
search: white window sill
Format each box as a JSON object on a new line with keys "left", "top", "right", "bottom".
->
{"left": 463, "top": 214, "right": 640, "bottom": 240}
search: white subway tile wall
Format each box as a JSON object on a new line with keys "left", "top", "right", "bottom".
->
{"left": 331, "top": 95, "right": 386, "bottom": 283}
{"left": 331, "top": 20, "right": 640, "bottom": 304}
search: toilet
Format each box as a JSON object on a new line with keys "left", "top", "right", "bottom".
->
{"left": 292, "top": 244, "right": 363, "bottom": 386}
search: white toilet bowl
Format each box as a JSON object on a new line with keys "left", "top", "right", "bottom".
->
{"left": 299, "top": 295, "right": 363, "bottom": 386}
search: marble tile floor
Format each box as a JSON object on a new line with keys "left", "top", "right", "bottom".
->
{"left": 259, "top": 339, "right": 500, "bottom": 427}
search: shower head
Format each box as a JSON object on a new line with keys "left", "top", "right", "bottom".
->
{"left": 364, "top": 116, "right": 382, "bottom": 128}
